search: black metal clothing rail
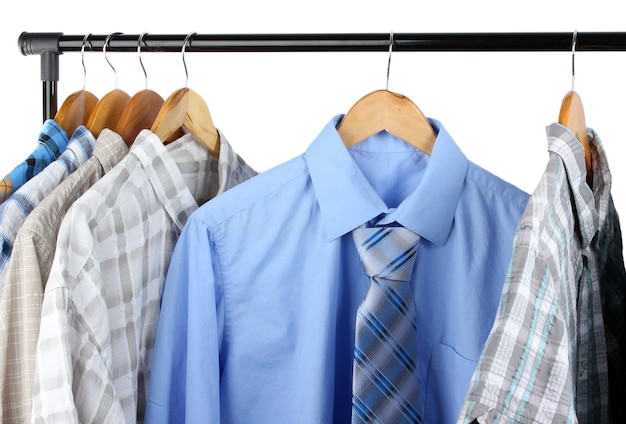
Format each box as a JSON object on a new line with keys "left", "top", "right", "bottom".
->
{"left": 17, "top": 31, "right": 626, "bottom": 121}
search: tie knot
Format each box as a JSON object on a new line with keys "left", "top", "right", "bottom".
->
{"left": 352, "top": 226, "right": 420, "bottom": 282}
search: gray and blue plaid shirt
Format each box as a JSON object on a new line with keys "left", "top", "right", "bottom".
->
{"left": 459, "top": 123, "right": 626, "bottom": 423}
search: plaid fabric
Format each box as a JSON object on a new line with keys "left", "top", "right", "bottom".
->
{"left": 0, "top": 126, "right": 96, "bottom": 300}
{"left": 0, "top": 120, "right": 68, "bottom": 204}
{"left": 592, "top": 150, "right": 626, "bottom": 424}
{"left": 0, "top": 129, "right": 128, "bottom": 424}
{"left": 31, "top": 130, "right": 256, "bottom": 424}
{"left": 458, "top": 124, "right": 625, "bottom": 423}
{"left": 351, "top": 226, "right": 423, "bottom": 424}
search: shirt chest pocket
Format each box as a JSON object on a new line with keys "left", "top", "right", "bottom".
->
{"left": 424, "top": 343, "right": 477, "bottom": 423}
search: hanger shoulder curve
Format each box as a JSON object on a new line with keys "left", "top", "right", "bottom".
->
{"left": 150, "top": 88, "right": 189, "bottom": 143}
{"left": 559, "top": 90, "right": 592, "bottom": 183}
{"left": 337, "top": 89, "right": 436, "bottom": 155}
{"left": 86, "top": 88, "right": 131, "bottom": 138}
{"left": 54, "top": 90, "right": 99, "bottom": 136}
{"left": 114, "top": 89, "right": 165, "bottom": 146}
{"left": 151, "top": 87, "right": 220, "bottom": 157}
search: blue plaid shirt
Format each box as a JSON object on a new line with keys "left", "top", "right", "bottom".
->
{"left": 0, "top": 120, "right": 68, "bottom": 203}
{"left": 0, "top": 126, "right": 94, "bottom": 300}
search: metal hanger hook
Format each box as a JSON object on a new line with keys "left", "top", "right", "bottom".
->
{"left": 570, "top": 30, "right": 578, "bottom": 91}
{"left": 103, "top": 32, "right": 123, "bottom": 89}
{"left": 182, "top": 32, "right": 197, "bottom": 88}
{"left": 386, "top": 31, "right": 394, "bottom": 90}
{"left": 80, "top": 33, "right": 92, "bottom": 91}
{"left": 138, "top": 32, "right": 149, "bottom": 90}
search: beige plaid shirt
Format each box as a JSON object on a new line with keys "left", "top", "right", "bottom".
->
{"left": 0, "top": 129, "right": 128, "bottom": 424}
{"left": 31, "top": 130, "right": 256, "bottom": 423}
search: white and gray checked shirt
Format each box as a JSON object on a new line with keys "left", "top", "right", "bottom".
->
{"left": 0, "top": 126, "right": 96, "bottom": 299}
{"left": 0, "top": 129, "right": 128, "bottom": 424}
{"left": 30, "top": 130, "right": 256, "bottom": 424}
{"left": 458, "top": 123, "right": 626, "bottom": 423}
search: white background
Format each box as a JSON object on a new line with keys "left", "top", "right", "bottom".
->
{"left": 1, "top": 0, "right": 625, "bottom": 229}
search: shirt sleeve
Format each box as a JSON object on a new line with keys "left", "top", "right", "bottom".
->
{"left": 31, "top": 212, "right": 125, "bottom": 423}
{"left": 145, "top": 216, "right": 224, "bottom": 424}
{"left": 0, "top": 226, "right": 49, "bottom": 423}
{"left": 457, "top": 226, "right": 576, "bottom": 423}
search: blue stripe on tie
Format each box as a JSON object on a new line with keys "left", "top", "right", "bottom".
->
{"left": 359, "top": 308, "right": 417, "bottom": 372}
{"left": 385, "top": 285, "right": 409, "bottom": 315}
{"left": 354, "top": 347, "right": 422, "bottom": 423}
{"left": 380, "top": 247, "right": 417, "bottom": 279}
{"left": 352, "top": 225, "right": 422, "bottom": 424}
{"left": 361, "top": 228, "right": 391, "bottom": 252}
{"left": 352, "top": 394, "right": 377, "bottom": 423}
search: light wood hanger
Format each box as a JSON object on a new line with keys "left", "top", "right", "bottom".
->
{"left": 54, "top": 34, "right": 99, "bottom": 136}
{"left": 336, "top": 32, "right": 436, "bottom": 154}
{"left": 558, "top": 31, "right": 592, "bottom": 186}
{"left": 150, "top": 33, "right": 220, "bottom": 157}
{"left": 114, "top": 33, "right": 164, "bottom": 146}
{"left": 56, "top": 91, "right": 99, "bottom": 137}
{"left": 337, "top": 89, "right": 436, "bottom": 154}
{"left": 86, "top": 33, "right": 131, "bottom": 138}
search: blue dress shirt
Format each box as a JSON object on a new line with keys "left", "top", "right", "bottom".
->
{"left": 146, "top": 116, "right": 530, "bottom": 424}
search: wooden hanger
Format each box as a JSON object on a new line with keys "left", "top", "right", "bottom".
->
{"left": 115, "top": 90, "right": 163, "bottom": 145}
{"left": 559, "top": 90, "right": 592, "bottom": 185}
{"left": 151, "top": 87, "right": 219, "bottom": 156}
{"left": 114, "top": 33, "right": 165, "bottom": 146}
{"left": 55, "top": 90, "right": 99, "bottom": 137}
{"left": 86, "top": 32, "right": 131, "bottom": 138}
{"left": 54, "top": 34, "right": 99, "bottom": 136}
{"left": 337, "top": 89, "right": 436, "bottom": 155}
{"left": 150, "top": 33, "right": 220, "bottom": 157}
{"left": 559, "top": 32, "right": 592, "bottom": 186}
{"left": 87, "top": 89, "right": 130, "bottom": 138}
{"left": 336, "top": 32, "right": 436, "bottom": 154}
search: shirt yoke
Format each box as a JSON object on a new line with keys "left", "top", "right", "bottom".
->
{"left": 190, "top": 155, "right": 310, "bottom": 228}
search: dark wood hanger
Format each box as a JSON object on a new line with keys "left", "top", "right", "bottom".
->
{"left": 336, "top": 89, "right": 436, "bottom": 155}
{"left": 86, "top": 88, "right": 131, "bottom": 138}
{"left": 86, "top": 32, "right": 132, "bottom": 138}
{"left": 114, "top": 89, "right": 164, "bottom": 146}
{"left": 113, "top": 33, "right": 166, "bottom": 146}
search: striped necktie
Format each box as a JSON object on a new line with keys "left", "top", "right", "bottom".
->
{"left": 351, "top": 225, "right": 423, "bottom": 424}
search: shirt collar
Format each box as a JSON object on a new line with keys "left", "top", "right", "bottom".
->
{"left": 587, "top": 127, "right": 612, "bottom": 231}
{"left": 546, "top": 123, "right": 598, "bottom": 247}
{"left": 305, "top": 115, "right": 468, "bottom": 245}
{"left": 132, "top": 129, "right": 209, "bottom": 230}
{"left": 58, "top": 126, "right": 96, "bottom": 173}
{"left": 93, "top": 129, "right": 130, "bottom": 173}
{"left": 216, "top": 129, "right": 258, "bottom": 195}
{"left": 39, "top": 119, "right": 69, "bottom": 157}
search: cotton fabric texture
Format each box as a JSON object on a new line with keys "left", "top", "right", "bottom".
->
{"left": 145, "top": 116, "right": 529, "bottom": 423}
